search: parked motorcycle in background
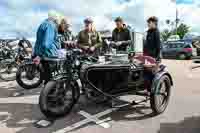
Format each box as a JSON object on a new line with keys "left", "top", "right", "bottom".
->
{"left": 0, "top": 38, "right": 32, "bottom": 81}
{"left": 16, "top": 41, "right": 79, "bottom": 90}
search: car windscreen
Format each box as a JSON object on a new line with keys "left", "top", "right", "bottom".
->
{"left": 184, "top": 44, "right": 192, "bottom": 48}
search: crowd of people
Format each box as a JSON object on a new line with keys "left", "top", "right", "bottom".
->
{"left": 32, "top": 11, "right": 161, "bottom": 81}
{"left": 33, "top": 10, "right": 160, "bottom": 59}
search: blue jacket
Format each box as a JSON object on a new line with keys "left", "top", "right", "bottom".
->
{"left": 34, "top": 19, "right": 61, "bottom": 58}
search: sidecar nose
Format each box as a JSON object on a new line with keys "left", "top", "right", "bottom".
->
{"left": 159, "top": 65, "right": 166, "bottom": 71}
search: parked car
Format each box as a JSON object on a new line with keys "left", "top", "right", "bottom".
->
{"left": 162, "top": 41, "right": 197, "bottom": 60}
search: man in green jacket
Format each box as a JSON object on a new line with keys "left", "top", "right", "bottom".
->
{"left": 77, "top": 18, "right": 102, "bottom": 56}
{"left": 58, "top": 17, "right": 75, "bottom": 48}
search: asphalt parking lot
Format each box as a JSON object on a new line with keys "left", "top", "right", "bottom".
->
{"left": 1, "top": 59, "right": 200, "bottom": 133}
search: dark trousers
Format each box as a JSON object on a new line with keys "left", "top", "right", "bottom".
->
{"left": 41, "top": 60, "right": 51, "bottom": 84}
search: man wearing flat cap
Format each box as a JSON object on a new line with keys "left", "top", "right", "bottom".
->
{"left": 112, "top": 17, "right": 131, "bottom": 52}
{"left": 77, "top": 17, "right": 102, "bottom": 56}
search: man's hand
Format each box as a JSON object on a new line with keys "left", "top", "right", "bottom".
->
{"left": 33, "top": 56, "right": 41, "bottom": 65}
{"left": 90, "top": 46, "right": 96, "bottom": 52}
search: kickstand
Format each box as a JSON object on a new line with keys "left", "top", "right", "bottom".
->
{"left": 131, "top": 98, "right": 150, "bottom": 106}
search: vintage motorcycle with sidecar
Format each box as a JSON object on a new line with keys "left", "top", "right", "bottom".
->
{"left": 38, "top": 45, "right": 173, "bottom": 119}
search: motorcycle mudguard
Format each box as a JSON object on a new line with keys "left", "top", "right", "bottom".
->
{"left": 18, "top": 59, "right": 42, "bottom": 77}
{"left": 151, "top": 70, "right": 173, "bottom": 94}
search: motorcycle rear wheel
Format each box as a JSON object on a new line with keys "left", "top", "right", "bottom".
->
{"left": 16, "top": 64, "right": 42, "bottom": 89}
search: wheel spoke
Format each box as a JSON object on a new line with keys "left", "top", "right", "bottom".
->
{"left": 46, "top": 82, "right": 74, "bottom": 109}
{"left": 157, "top": 80, "right": 169, "bottom": 106}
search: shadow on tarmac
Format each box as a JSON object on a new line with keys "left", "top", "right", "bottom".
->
{"left": 158, "top": 116, "right": 200, "bottom": 133}
{"left": 0, "top": 80, "right": 41, "bottom": 98}
{"left": 0, "top": 95, "right": 156, "bottom": 133}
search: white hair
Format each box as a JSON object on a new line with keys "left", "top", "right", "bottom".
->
{"left": 48, "top": 10, "right": 64, "bottom": 25}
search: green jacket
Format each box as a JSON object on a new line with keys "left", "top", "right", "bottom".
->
{"left": 77, "top": 30, "right": 102, "bottom": 48}
{"left": 59, "top": 30, "right": 75, "bottom": 48}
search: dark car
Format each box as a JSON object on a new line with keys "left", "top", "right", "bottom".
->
{"left": 162, "top": 41, "right": 197, "bottom": 59}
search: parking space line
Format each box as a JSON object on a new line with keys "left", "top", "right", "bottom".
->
{"left": 17, "top": 118, "right": 36, "bottom": 124}
{"left": 0, "top": 112, "right": 11, "bottom": 125}
{"left": 79, "top": 111, "right": 111, "bottom": 128}
{"left": 0, "top": 95, "right": 39, "bottom": 104}
{"left": 53, "top": 108, "right": 118, "bottom": 133}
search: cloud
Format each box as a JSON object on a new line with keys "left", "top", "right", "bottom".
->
{"left": 0, "top": 0, "right": 199, "bottom": 39}
{"left": 144, "top": 0, "right": 200, "bottom": 35}
{"left": 0, "top": 0, "right": 144, "bottom": 39}
{"left": 144, "top": 0, "right": 176, "bottom": 30}
{"left": 176, "top": 0, "right": 200, "bottom": 34}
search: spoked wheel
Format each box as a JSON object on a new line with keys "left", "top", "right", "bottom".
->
{"left": 39, "top": 81, "right": 78, "bottom": 118}
{"left": 150, "top": 75, "right": 171, "bottom": 115}
{"left": 16, "top": 64, "right": 42, "bottom": 89}
{"left": 0, "top": 62, "right": 17, "bottom": 81}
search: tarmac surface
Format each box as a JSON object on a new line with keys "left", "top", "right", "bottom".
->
{"left": 0, "top": 59, "right": 200, "bottom": 133}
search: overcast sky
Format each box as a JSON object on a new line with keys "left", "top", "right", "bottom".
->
{"left": 0, "top": 0, "right": 199, "bottom": 38}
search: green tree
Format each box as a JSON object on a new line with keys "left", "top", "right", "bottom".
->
{"left": 161, "top": 20, "right": 190, "bottom": 41}
{"left": 161, "top": 29, "right": 172, "bottom": 41}
{"left": 175, "top": 23, "right": 190, "bottom": 39}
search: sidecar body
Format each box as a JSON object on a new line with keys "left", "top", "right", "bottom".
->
{"left": 80, "top": 55, "right": 173, "bottom": 115}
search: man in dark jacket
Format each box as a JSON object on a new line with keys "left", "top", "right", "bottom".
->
{"left": 112, "top": 17, "right": 131, "bottom": 52}
{"left": 144, "top": 16, "right": 161, "bottom": 62}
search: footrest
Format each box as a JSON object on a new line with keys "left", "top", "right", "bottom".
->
{"left": 131, "top": 99, "right": 150, "bottom": 105}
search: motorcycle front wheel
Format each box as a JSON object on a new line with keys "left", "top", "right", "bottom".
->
{"left": 39, "top": 80, "right": 78, "bottom": 118}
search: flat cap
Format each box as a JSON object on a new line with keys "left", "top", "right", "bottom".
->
{"left": 84, "top": 17, "right": 93, "bottom": 24}
{"left": 115, "top": 17, "right": 123, "bottom": 22}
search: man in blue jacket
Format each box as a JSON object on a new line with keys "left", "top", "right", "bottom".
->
{"left": 33, "top": 11, "right": 62, "bottom": 58}
{"left": 33, "top": 11, "right": 62, "bottom": 83}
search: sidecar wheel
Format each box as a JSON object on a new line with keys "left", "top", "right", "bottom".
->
{"left": 150, "top": 75, "right": 171, "bottom": 115}
{"left": 39, "top": 81, "right": 76, "bottom": 119}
